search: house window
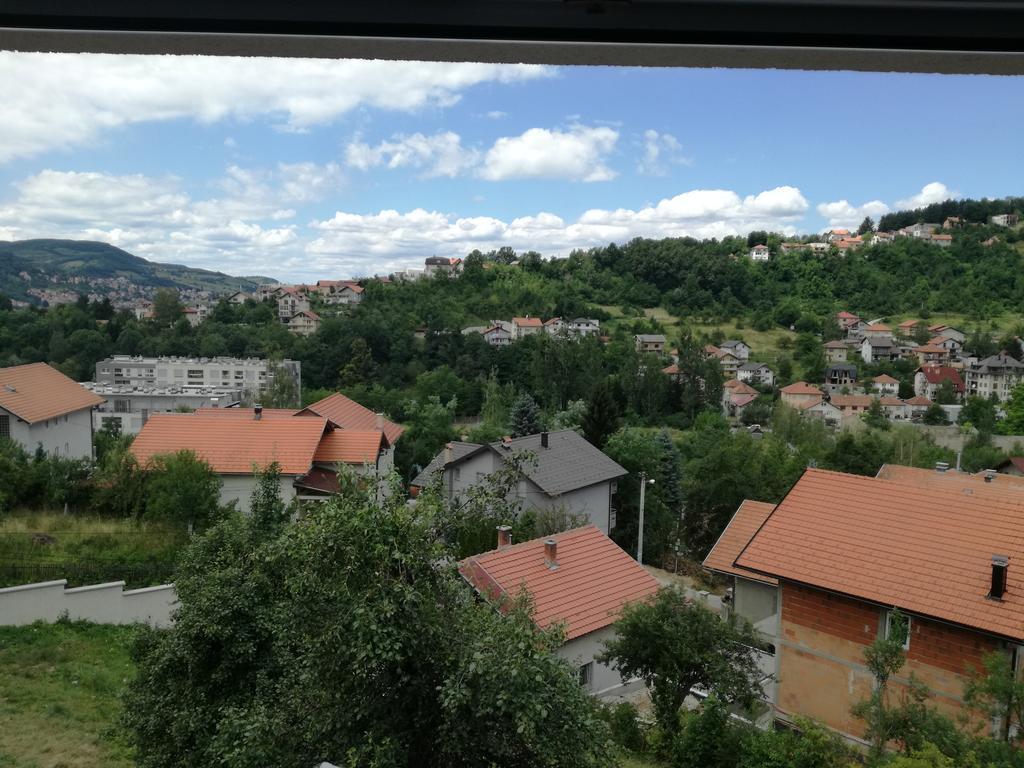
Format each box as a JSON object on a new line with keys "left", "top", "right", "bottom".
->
{"left": 578, "top": 662, "right": 593, "bottom": 688}
{"left": 0, "top": 414, "right": 8, "bottom": 439}
{"left": 885, "top": 611, "right": 911, "bottom": 650}
{"left": 187, "top": 369, "right": 204, "bottom": 379}
{"left": 114, "top": 399, "right": 130, "bottom": 413}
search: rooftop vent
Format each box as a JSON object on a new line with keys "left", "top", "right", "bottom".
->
{"left": 544, "top": 539, "right": 558, "bottom": 570}
{"left": 540, "top": 431, "right": 549, "bottom": 449}
{"left": 254, "top": 404, "right": 263, "bottom": 421}
{"left": 935, "top": 461, "right": 949, "bottom": 473}
{"left": 984, "top": 469, "right": 997, "bottom": 483}
{"left": 991, "top": 555, "right": 1009, "bottom": 600}
{"left": 497, "top": 525, "right": 512, "bottom": 549}
{"left": 3, "top": 385, "right": 15, "bottom": 393}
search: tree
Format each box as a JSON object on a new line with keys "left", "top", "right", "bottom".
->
{"left": 672, "top": 697, "right": 744, "bottom": 768}
{"left": 959, "top": 396, "right": 998, "bottom": 434}
{"left": 599, "top": 587, "right": 766, "bottom": 737}
{"left": 123, "top": 481, "right": 613, "bottom": 768}
{"left": 862, "top": 398, "right": 891, "bottom": 430}
{"left": 921, "top": 403, "right": 949, "bottom": 425}
{"left": 581, "top": 381, "right": 620, "bottom": 448}
{"left": 248, "top": 462, "right": 289, "bottom": 536}
{"left": 933, "top": 379, "right": 958, "bottom": 405}
{"left": 508, "top": 393, "right": 543, "bottom": 437}
{"left": 144, "top": 450, "right": 222, "bottom": 529}
{"left": 339, "top": 337, "right": 378, "bottom": 388}
{"left": 999, "top": 383, "right": 1024, "bottom": 435}
{"left": 964, "top": 650, "right": 1024, "bottom": 743}
{"left": 152, "top": 289, "right": 184, "bottom": 327}
{"left": 858, "top": 216, "right": 876, "bottom": 235}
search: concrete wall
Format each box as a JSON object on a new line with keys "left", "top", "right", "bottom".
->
{"left": 556, "top": 626, "right": 642, "bottom": 698}
{"left": 4, "top": 406, "right": 93, "bottom": 459}
{"left": 902, "top": 423, "right": 1024, "bottom": 453}
{"left": 734, "top": 577, "right": 778, "bottom": 638}
{"left": 776, "top": 582, "right": 998, "bottom": 742}
{"left": 0, "top": 579, "right": 176, "bottom": 627}
{"left": 220, "top": 474, "right": 297, "bottom": 514}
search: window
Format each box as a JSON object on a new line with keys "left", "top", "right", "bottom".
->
{"left": 187, "top": 369, "right": 204, "bottom": 379}
{"left": 0, "top": 414, "right": 8, "bottom": 439}
{"left": 885, "top": 611, "right": 911, "bottom": 650}
{"left": 578, "top": 662, "right": 593, "bottom": 688}
{"left": 114, "top": 399, "right": 130, "bottom": 413}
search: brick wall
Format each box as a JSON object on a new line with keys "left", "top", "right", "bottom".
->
{"left": 782, "top": 582, "right": 879, "bottom": 648}
{"left": 907, "top": 615, "right": 999, "bottom": 677}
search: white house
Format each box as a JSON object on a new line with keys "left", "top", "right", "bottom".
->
{"left": 0, "top": 363, "right": 104, "bottom": 459}
{"left": 569, "top": 318, "right": 601, "bottom": 337}
{"left": 748, "top": 244, "right": 770, "bottom": 261}
{"left": 719, "top": 340, "right": 751, "bottom": 361}
{"left": 736, "top": 362, "right": 775, "bottom": 388}
{"left": 460, "top": 525, "right": 660, "bottom": 698}
{"left": 870, "top": 374, "right": 900, "bottom": 397}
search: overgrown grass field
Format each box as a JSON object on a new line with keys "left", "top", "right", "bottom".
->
{"left": 0, "top": 621, "right": 135, "bottom": 768}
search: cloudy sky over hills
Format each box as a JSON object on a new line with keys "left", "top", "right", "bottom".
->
{"left": 0, "top": 52, "right": 1021, "bottom": 280}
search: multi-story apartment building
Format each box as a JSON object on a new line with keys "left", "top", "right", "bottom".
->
{"left": 965, "top": 353, "right": 1024, "bottom": 402}
{"left": 83, "top": 383, "right": 245, "bottom": 435}
{"left": 94, "top": 356, "right": 301, "bottom": 400}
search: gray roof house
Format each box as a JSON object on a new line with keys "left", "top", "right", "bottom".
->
{"left": 719, "top": 340, "right": 751, "bottom": 361}
{"left": 411, "top": 430, "right": 627, "bottom": 534}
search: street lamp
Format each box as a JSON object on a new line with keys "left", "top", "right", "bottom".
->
{"left": 637, "top": 471, "right": 656, "bottom": 564}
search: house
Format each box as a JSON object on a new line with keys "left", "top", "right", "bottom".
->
{"left": 826, "top": 228, "right": 851, "bottom": 243}
{"left": 913, "top": 366, "right": 965, "bottom": 401}
{"left": 913, "top": 343, "right": 947, "bottom": 365}
{"left": 569, "top": 318, "right": 601, "bottom": 337}
{"left": 842, "top": 318, "right": 868, "bottom": 339}
{"left": 224, "top": 290, "right": 249, "bottom": 304}
{"left": 719, "top": 340, "right": 751, "bottom": 361}
{"left": 824, "top": 340, "right": 849, "bottom": 363}
{"left": 829, "top": 394, "right": 875, "bottom": 421}
{"left": 835, "top": 311, "right": 860, "bottom": 328}
{"left": 512, "top": 316, "right": 544, "bottom": 339}
{"left": 807, "top": 241, "right": 830, "bottom": 255}
{"left": 0, "top": 363, "right": 104, "bottom": 459}
{"left": 824, "top": 364, "right": 857, "bottom": 389}
{"left": 991, "top": 213, "right": 1019, "bottom": 227}
{"left": 132, "top": 392, "right": 401, "bottom": 512}
{"left": 731, "top": 467, "right": 1024, "bottom": 742}
{"left": 736, "top": 362, "right": 774, "bottom": 388}
{"left": 780, "top": 381, "right": 823, "bottom": 409}
{"left": 995, "top": 457, "right": 1024, "bottom": 476}
{"left": 748, "top": 244, "right": 770, "bottom": 261}
{"left": 320, "top": 281, "right": 364, "bottom": 305}
{"left": 84, "top": 383, "right": 245, "bottom": 435}
{"left": 929, "top": 325, "right": 966, "bottom": 344}
{"left": 275, "top": 287, "right": 311, "bottom": 322}
{"left": 662, "top": 362, "right": 684, "bottom": 382}
{"left": 982, "top": 236, "right": 1000, "bottom": 247}
{"left": 860, "top": 336, "right": 897, "bottom": 363}
{"left": 897, "top": 319, "right": 924, "bottom": 336}
{"left": 94, "top": 355, "right": 301, "bottom": 400}
{"left": 287, "top": 310, "right": 321, "bottom": 336}
{"left": 779, "top": 242, "right": 805, "bottom": 254}
{"left": 871, "top": 231, "right": 894, "bottom": 245}
{"left": 903, "top": 395, "right": 934, "bottom": 418}
{"left": 869, "top": 373, "right": 900, "bottom": 397}
{"left": 714, "top": 350, "right": 742, "bottom": 379}
{"left": 482, "top": 325, "right": 512, "bottom": 347}
{"left": 965, "top": 354, "right": 1024, "bottom": 402}
{"left": 897, "top": 222, "right": 940, "bottom": 238}
{"left": 423, "top": 256, "right": 463, "bottom": 276}
{"left": 635, "top": 334, "right": 666, "bottom": 354}
{"left": 863, "top": 323, "right": 892, "bottom": 339}
{"left": 543, "top": 317, "right": 566, "bottom": 335}
{"left": 255, "top": 283, "right": 280, "bottom": 301}
{"left": 930, "top": 234, "right": 953, "bottom": 248}
{"left": 722, "top": 379, "right": 760, "bottom": 419}
{"left": 928, "top": 335, "right": 962, "bottom": 356}
{"left": 878, "top": 396, "right": 910, "bottom": 421}
{"left": 411, "top": 430, "right": 627, "bottom": 534}
{"left": 942, "top": 216, "right": 963, "bottom": 229}
{"left": 459, "top": 525, "right": 660, "bottom": 697}
{"left": 835, "top": 236, "right": 864, "bottom": 252}
{"left": 799, "top": 398, "right": 842, "bottom": 428}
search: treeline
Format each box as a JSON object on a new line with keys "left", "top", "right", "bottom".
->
{"left": 877, "top": 195, "right": 1024, "bottom": 231}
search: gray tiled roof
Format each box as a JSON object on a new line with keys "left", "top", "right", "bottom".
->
{"left": 975, "top": 354, "right": 1024, "bottom": 373}
{"left": 410, "top": 441, "right": 481, "bottom": 488}
{"left": 635, "top": 334, "right": 666, "bottom": 343}
{"left": 737, "top": 361, "right": 770, "bottom": 372}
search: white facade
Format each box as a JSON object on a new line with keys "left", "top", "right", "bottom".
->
{"left": 94, "top": 356, "right": 301, "bottom": 400}
{"left": 569, "top": 318, "right": 601, "bottom": 336}
{"left": 0, "top": 405, "right": 94, "bottom": 459}
{"left": 556, "top": 626, "right": 642, "bottom": 698}
{"left": 748, "top": 245, "right": 770, "bottom": 261}
{"left": 0, "top": 579, "right": 176, "bottom": 628}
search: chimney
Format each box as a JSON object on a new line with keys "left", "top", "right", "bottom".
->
{"left": 540, "top": 431, "right": 549, "bottom": 448}
{"left": 444, "top": 442, "right": 453, "bottom": 465}
{"left": 254, "top": 404, "right": 263, "bottom": 421}
{"left": 544, "top": 539, "right": 558, "bottom": 569}
{"left": 501, "top": 436, "right": 512, "bottom": 450}
{"left": 991, "top": 555, "right": 1009, "bottom": 599}
{"left": 375, "top": 412, "right": 385, "bottom": 431}
{"left": 935, "top": 461, "right": 949, "bottom": 473}
{"left": 497, "top": 525, "right": 512, "bottom": 549}
{"left": 984, "top": 469, "right": 996, "bottom": 483}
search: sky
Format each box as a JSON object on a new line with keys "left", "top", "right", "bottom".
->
{"left": 0, "top": 52, "right": 1022, "bottom": 282}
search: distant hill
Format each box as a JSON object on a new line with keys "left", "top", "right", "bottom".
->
{"left": 0, "top": 239, "right": 275, "bottom": 302}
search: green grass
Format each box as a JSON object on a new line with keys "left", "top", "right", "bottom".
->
{"left": 0, "top": 621, "right": 136, "bottom": 768}
{"left": 688, "top": 320, "right": 798, "bottom": 365}
{"left": 0, "top": 513, "right": 187, "bottom": 588}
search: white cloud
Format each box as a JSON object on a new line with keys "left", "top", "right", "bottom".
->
{"left": 637, "top": 129, "right": 691, "bottom": 175}
{"left": 0, "top": 52, "right": 552, "bottom": 162}
{"left": 479, "top": 125, "right": 619, "bottom": 182}
{"left": 895, "top": 182, "right": 955, "bottom": 210}
{"left": 306, "top": 185, "right": 809, "bottom": 275}
{"left": 485, "top": 110, "right": 507, "bottom": 119}
{"left": 345, "top": 132, "right": 480, "bottom": 178}
{"left": 816, "top": 198, "right": 890, "bottom": 229}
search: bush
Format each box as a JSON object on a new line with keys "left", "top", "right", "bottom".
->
{"left": 600, "top": 701, "right": 646, "bottom": 753}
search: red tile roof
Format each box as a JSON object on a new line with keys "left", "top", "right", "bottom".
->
{"left": 866, "top": 323, "right": 891, "bottom": 332}
{"left": 872, "top": 374, "right": 899, "bottom": 384}
{"left": 917, "top": 366, "right": 965, "bottom": 393}
{"left": 898, "top": 319, "right": 922, "bottom": 329}
{"left": 662, "top": 363, "right": 681, "bottom": 375}
{"left": 780, "top": 381, "right": 823, "bottom": 395}
{"left": 724, "top": 379, "right": 758, "bottom": 396}
{"left": 300, "top": 392, "right": 404, "bottom": 444}
{"left": 459, "top": 526, "right": 660, "bottom": 641}
{"left": 830, "top": 395, "right": 874, "bottom": 409}
{"left": 131, "top": 413, "right": 327, "bottom": 475}
{"left": 0, "top": 363, "right": 104, "bottom": 424}
{"left": 879, "top": 397, "right": 906, "bottom": 406}
{"left": 193, "top": 407, "right": 297, "bottom": 419}
{"left": 877, "top": 464, "right": 1024, "bottom": 492}
{"left": 704, "top": 500, "right": 777, "bottom": 585}
{"left": 904, "top": 395, "right": 934, "bottom": 406}
{"left": 735, "top": 468, "right": 1024, "bottom": 641}
{"left": 915, "top": 344, "right": 945, "bottom": 354}
{"left": 824, "top": 340, "right": 848, "bottom": 349}
{"left": 512, "top": 317, "right": 543, "bottom": 327}
{"left": 835, "top": 311, "right": 859, "bottom": 320}
{"left": 313, "top": 429, "right": 386, "bottom": 464}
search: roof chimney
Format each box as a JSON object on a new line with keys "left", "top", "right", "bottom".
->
{"left": 444, "top": 442, "right": 453, "bottom": 465}
{"left": 375, "top": 412, "right": 385, "bottom": 430}
{"left": 984, "top": 469, "right": 997, "bottom": 483}
{"left": 544, "top": 539, "right": 558, "bottom": 569}
{"left": 991, "top": 555, "right": 1009, "bottom": 600}
{"left": 254, "top": 404, "right": 263, "bottom": 420}
{"left": 540, "top": 431, "right": 549, "bottom": 448}
{"left": 501, "top": 436, "right": 512, "bottom": 450}
{"left": 935, "top": 461, "right": 949, "bottom": 473}
{"left": 497, "top": 525, "right": 512, "bottom": 549}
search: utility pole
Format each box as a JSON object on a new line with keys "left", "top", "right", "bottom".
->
{"left": 637, "top": 472, "right": 655, "bottom": 564}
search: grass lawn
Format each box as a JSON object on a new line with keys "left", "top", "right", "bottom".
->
{"left": 0, "top": 621, "right": 135, "bottom": 768}
{"left": 0, "top": 512, "right": 186, "bottom": 588}
{"left": 688, "top": 320, "right": 798, "bottom": 365}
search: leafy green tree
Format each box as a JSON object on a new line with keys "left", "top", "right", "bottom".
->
{"left": 581, "top": 381, "right": 620, "bottom": 448}
{"left": 958, "top": 396, "right": 998, "bottom": 434}
{"left": 339, "top": 337, "right": 378, "bottom": 388}
{"left": 672, "top": 697, "right": 744, "bottom": 768}
{"left": 599, "top": 588, "right": 766, "bottom": 737}
{"left": 508, "top": 393, "right": 543, "bottom": 437}
{"left": 964, "top": 650, "right": 1024, "bottom": 744}
{"left": 123, "top": 481, "right": 613, "bottom": 768}
{"left": 858, "top": 216, "right": 876, "bottom": 235}
{"left": 248, "top": 462, "right": 289, "bottom": 536}
{"left": 144, "top": 450, "right": 221, "bottom": 529}
{"left": 90, "top": 436, "right": 147, "bottom": 519}
{"left": 862, "top": 398, "right": 891, "bottom": 430}
{"left": 999, "top": 383, "right": 1024, "bottom": 435}
{"left": 152, "top": 289, "right": 184, "bottom": 327}
{"left": 922, "top": 403, "right": 949, "bottom": 425}
{"left": 933, "top": 380, "right": 958, "bottom": 405}
{"left": 395, "top": 395, "right": 457, "bottom": 481}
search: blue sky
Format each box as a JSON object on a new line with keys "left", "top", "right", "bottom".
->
{"left": 0, "top": 52, "right": 1021, "bottom": 281}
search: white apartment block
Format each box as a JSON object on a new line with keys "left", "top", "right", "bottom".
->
{"left": 94, "top": 356, "right": 301, "bottom": 399}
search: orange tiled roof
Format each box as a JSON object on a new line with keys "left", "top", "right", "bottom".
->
{"left": 300, "top": 392, "right": 404, "bottom": 444}
{"left": 836, "top": 311, "right": 859, "bottom": 320}
{"left": 780, "top": 381, "right": 823, "bottom": 395}
{"left": 662, "top": 363, "right": 681, "bottom": 375}
{"left": 904, "top": 395, "right": 933, "bottom": 406}
{"left": 513, "top": 317, "right": 543, "bottom": 327}
{"left": 724, "top": 379, "right": 758, "bottom": 396}
{"left": 898, "top": 319, "right": 922, "bottom": 329}
{"left": 313, "top": 429, "right": 386, "bottom": 464}
{"left": 0, "top": 363, "right": 104, "bottom": 424}
{"left": 916, "top": 344, "right": 946, "bottom": 354}
{"left": 830, "top": 395, "right": 874, "bottom": 408}
{"left": 736, "top": 468, "right": 1024, "bottom": 641}
{"left": 879, "top": 397, "right": 906, "bottom": 406}
{"left": 131, "top": 413, "right": 327, "bottom": 475}
{"left": 193, "top": 407, "right": 297, "bottom": 418}
{"left": 824, "top": 340, "right": 848, "bottom": 349}
{"left": 872, "top": 374, "right": 899, "bottom": 384}
{"left": 866, "top": 323, "right": 891, "bottom": 332}
{"left": 459, "top": 526, "right": 660, "bottom": 641}
{"left": 877, "top": 464, "right": 1024, "bottom": 492}
{"left": 703, "top": 500, "right": 778, "bottom": 585}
